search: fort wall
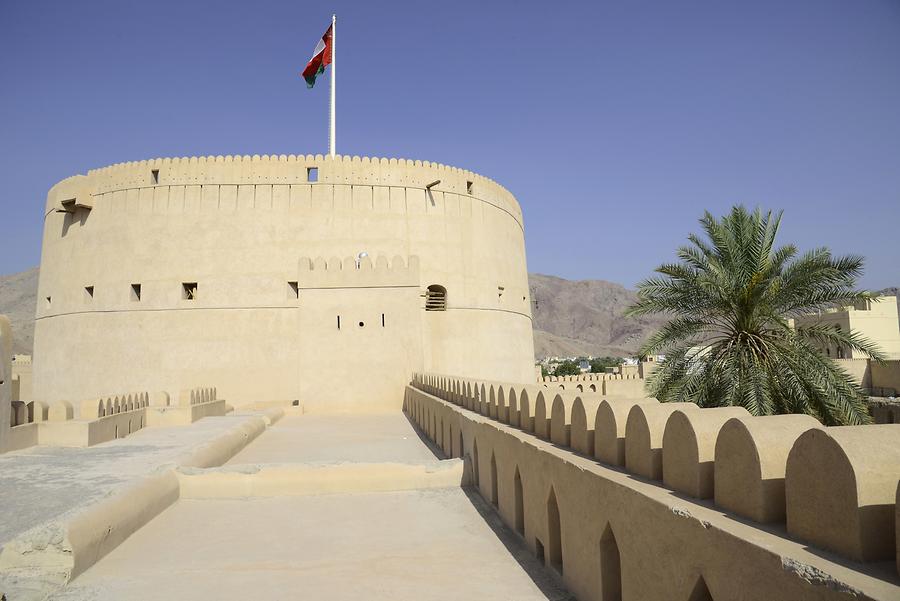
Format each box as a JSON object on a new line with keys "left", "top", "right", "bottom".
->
{"left": 2, "top": 374, "right": 222, "bottom": 451}
{"left": 33, "top": 155, "right": 535, "bottom": 407}
{"left": 406, "top": 373, "right": 900, "bottom": 600}
{"left": 11, "top": 354, "right": 32, "bottom": 403}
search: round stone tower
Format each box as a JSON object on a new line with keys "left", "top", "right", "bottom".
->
{"left": 33, "top": 154, "right": 534, "bottom": 410}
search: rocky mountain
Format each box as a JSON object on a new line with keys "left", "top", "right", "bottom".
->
{"left": 1, "top": 266, "right": 896, "bottom": 360}
{"left": 528, "top": 273, "right": 668, "bottom": 359}
{"left": 0, "top": 267, "right": 38, "bottom": 354}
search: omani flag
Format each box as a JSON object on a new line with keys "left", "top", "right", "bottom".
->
{"left": 302, "top": 24, "right": 333, "bottom": 88}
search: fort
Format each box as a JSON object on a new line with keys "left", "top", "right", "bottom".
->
{"left": 0, "top": 155, "right": 898, "bottom": 600}
{"left": 33, "top": 154, "right": 535, "bottom": 408}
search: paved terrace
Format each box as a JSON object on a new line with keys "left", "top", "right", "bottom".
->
{"left": 52, "top": 489, "right": 566, "bottom": 601}
{"left": 1, "top": 411, "right": 570, "bottom": 600}
{"left": 225, "top": 413, "right": 440, "bottom": 465}
{"left": 0, "top": 413, "right": 265, "bottom": 550}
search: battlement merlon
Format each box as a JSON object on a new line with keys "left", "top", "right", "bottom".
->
{"left": 297, "top": 255, "right": 421, "bottom": 289}
{"left": 44, "top": 154, "right": 522, "bottom": 224}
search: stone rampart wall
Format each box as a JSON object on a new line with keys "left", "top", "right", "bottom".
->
{"left": 405, "top": 373, "right": 900, "bottom": 600}
{"left": 2, "top": 387, "right": 222, "bottom": 451}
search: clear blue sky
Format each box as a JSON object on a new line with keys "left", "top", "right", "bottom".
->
{"left": 2, "top": 0, "right": 898, "bottom": 288}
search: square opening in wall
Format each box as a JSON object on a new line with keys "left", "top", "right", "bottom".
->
{"left": 307, "top": 167, "right": 318, "bottom": 182}
{"left": 151, "top": 169, "right": 159, "bottom": 185}
{"left": 466, "top": 180, "right": 474, "bottom": 195}
{"left": 84, "top": 286, "right": 94, "bottom": 301}
{"left": 288, "top": 281, "right": 299, "bottom": 299}
{"left": 182, "top": 282, "right": 198, "bottom": 300}
{"left": 131, "top": 283, "right": 142, "bottom": 302}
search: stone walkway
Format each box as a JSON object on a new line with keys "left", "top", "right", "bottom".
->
{"left": 0, "top": 414, "right": 263, "bottom": 551}
{"left": 53, "top": 489, "right": 568, "bottom": 601}
{"left": 226, "top": 413, "right": 440, "bottom": 465}
{"left": 46, "top": 412, "right": 572, "bottom": 601}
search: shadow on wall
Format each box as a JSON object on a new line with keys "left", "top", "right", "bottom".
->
{"left": 405, "top": 374, "right": 900, "bottom": 601}
{"left": 461, "top": 486, "right": 574, "bottom": 600}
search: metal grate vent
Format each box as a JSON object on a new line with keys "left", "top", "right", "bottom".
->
{"left": 425, "top": 285, "right": 447, "bottom": 311}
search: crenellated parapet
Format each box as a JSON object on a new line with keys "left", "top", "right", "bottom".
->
{"left": 81, "top": 392, "right": 150, "bottom": 419}
{"left": 177, "top": 387, "right": 218, "bottom": 408}
{"left": 44, "top": 154, "right": 522, "bottom": 225}
{"left": 409, "top": 372, "right": 900, "bottom": 593}
{"left": 0, "top": 386, "right": 225, "bottom": 452}
{"left": 297, "top": 255, "right": 420, "bottom": 289}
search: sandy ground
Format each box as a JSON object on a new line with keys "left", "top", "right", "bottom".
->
{"left": 0, "top": 414, "right": 262, "bottom": 550}
{"left": 52, "top": 489, "right": 570, "bottom": 601}
{"left": 226, "top": 413, "right": 442, "bottom": 465}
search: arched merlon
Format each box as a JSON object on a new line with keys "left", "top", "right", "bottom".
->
{"left": 785, "top": 425, "right": 900, "bottom": 561}
{"left": 520, "top": 391, "right": 541, "bottom": 434}
{"left": 625, "top": 402, "right": 699, "bottom": 481}
{"left": 533, "top": 392, "right": 552, "bottom": 440}
{"left": 496, "top": 386, "right": 508, "bottom": 424}
{"left": 662, "top": 407, "right": 750, "bottom": 499}
{"left": 714, "top": 414, "right": 822, "bottom": 523}
{"left": 595, "top": 398, "right": 657, "bottom": 466}
{"left": 571, "top": 397, "right": 603, "bottom": 456}
{"left": 550, "top": 393, "right": 577, "bottom": 447}
{"left": 506, "top": 386, "right": 519, "bottom": 427}
{"left": 404, "top": 379, "right": 900, "bottom": 599}
{"left": 488, "top": 385, "right": 497, "bottom": 419}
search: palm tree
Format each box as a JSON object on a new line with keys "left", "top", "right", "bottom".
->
{"left": 626, "top": 206, "right": 883, "bottom": 425}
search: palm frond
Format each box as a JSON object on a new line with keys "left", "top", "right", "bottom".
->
{"left": 628, "top": 204, "right": 878, "bottom": 425}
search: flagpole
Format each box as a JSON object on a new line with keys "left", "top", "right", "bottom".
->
{"left": 329, "top": 14, "right": 336, "bottom": 157}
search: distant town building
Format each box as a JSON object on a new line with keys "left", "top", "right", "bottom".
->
{"left": 793, "top": 296, "right": 900, "bottom": 360}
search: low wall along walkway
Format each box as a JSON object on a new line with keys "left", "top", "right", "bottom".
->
{"left": 406, "top": 373, "right": 900, "bottom": 601}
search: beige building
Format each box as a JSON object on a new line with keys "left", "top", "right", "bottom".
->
{"left": 32, "top": 155, "right": 536, "bottom": 410}
{"left": 793, "top": 296, "right": 900, "bottom": 359}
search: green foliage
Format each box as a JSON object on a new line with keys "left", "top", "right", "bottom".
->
{"left": 553, "top": 360, "right": 582, "bottom": 377}
{"left": 626, "top": 205, "right": 883, "bottom": 425}
{"left": 590, "top": 356, "right": 622, "bottom": 373}
{"left": 539, "top": 364, "right": 550, "bottom": 379}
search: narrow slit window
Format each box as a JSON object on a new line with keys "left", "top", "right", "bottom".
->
{"left": 425, "top": 284, "right": 447, "bottom": 311}
{"left": 151, "top": 169, "right": 159, "bottom": 185}
{"left": 182, "top": 282, "right": 198, "bottom": 300}
{"left": 131, "top": 283, "right": 142, "bottom": 302}
{"left": 381, "top": 313, "right": 385, "bottom": 327}
{"left": 337, "top": 315, "right": 341, "bottom": 330}
{"left": 307, "top": 167, "right": 318, "bottom": 182}
{"left": 288, "top": 281, "right": 299, "bottom": 299}
{"left": 466, "top": 180, "right": 474, "bottom": 195}
{"left": 84, "top": 286, "right": 94, "bottom": 300}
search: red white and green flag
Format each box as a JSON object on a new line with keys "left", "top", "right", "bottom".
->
{"left": 302, "top": 24, "right": 333, "bottom": 88}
